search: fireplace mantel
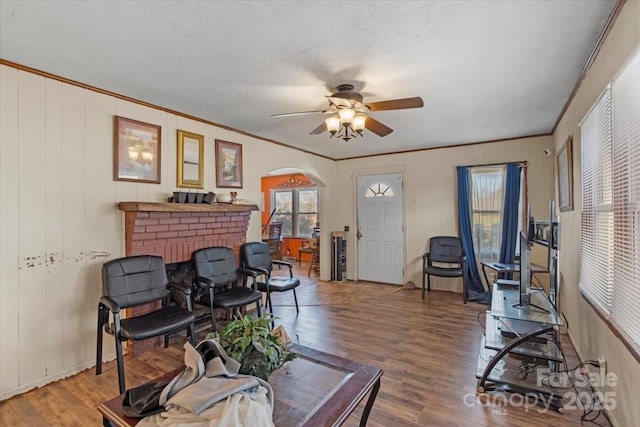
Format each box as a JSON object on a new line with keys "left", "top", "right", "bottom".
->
{"left": 117, "top": 201, "right": 259, "bottom": 213}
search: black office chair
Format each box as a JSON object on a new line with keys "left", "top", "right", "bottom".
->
{"left": 96, "top": 255, "right": 196, "bottom": 394}
{"left": 240, "top": 242, "right": 300, "bottom": 319}
{"left": 422, "top": 236, "right": 468, "bottom": 303}
{"left": 192, "top": 246, "right": 263, "bottom": 331}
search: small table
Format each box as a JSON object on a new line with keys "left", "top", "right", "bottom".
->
{"left": 98, "top": 344, "right": 382, "bottom": 427}
{"left": 481, "top": 261, "right": 549, "bottom": 289}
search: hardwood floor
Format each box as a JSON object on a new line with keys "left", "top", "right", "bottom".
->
{"left": 0, "top": 265, "right": 602, "bottom": 426}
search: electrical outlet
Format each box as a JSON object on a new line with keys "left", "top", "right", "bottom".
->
{"left": 598, "top": 355, "right": 607, "bottom": 377}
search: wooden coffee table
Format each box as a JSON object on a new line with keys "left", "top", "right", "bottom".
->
{"left": 98, "top": 344, "right": 382, "bottom": 427}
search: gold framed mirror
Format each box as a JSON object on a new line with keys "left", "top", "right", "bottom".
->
{"left": 177, "top": 130, "right": 204, "bottom": 189}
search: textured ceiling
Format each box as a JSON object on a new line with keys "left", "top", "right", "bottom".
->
{"left": 0, "top": 1, "right": 617, "bottom": 160}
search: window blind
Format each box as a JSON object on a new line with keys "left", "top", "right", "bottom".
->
{"left": 611, "top": 49, "right": 640, "bottom": 345}
{"left": 580, "top": 48, "right": 640, "bottom": 349}
{"left": 580, "top": 88, "right": 613, "bottom": 314}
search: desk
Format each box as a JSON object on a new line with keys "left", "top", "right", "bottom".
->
{"left": 481, "top": 261, "right": 548, "bottom": 289}
{"left": 98, "top": 344, "right": 382, "bottom": 427}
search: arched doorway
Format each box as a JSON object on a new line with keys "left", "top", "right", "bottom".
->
{"left": 261, "top": 168, "right": 326, "bottom": 277}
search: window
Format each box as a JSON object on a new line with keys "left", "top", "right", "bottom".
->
{"left": 469, "top": 166, "right": 506, "bottom": 261}
{"left": 579, "top": 48, "right": 639, "bottom": 352}
{"left": 273, "top": 190, "right": 293, "bottom": 235}
{"left": 468, "top": 165, "right": 525, "bottom": 262}
{"left": 271, "top": 187, "right": 318, "bottom": 237}
{"left": 365, "top": 183, "right": 394, "bottom": 197}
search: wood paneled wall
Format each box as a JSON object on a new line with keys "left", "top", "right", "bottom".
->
{"left": 0, "top": 64, "right": 336, "bottom": 399}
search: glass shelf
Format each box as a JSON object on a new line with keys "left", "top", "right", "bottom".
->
{"left": 490, "top": 283, "right": 562, "bottom": 326}
{"left": 476, "top": 337, "right": 566, "bottom": 403}
{"left": 484, "top": 313, "right": 563, "bottom": 362}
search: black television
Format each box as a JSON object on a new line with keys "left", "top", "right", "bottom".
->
{"left": 518, "top": 231, "right": 532, "bottom": 306}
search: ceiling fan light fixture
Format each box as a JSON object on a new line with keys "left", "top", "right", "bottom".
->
{"left": 272, "top": 84, "right": 423, "bottom": 142}
{"left": 338, "top": 108, "right": 355, "bottom": 126}
{"left": 325, "top": 116, "right": 340, "bottom": 134}
{"left": 352, "top": 114, "right": 366, "bottom": 133}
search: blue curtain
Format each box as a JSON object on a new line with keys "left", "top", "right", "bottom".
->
{"left": 498, "top": 163, "right": 521, "bottom": 265}
{"left": 456, "top": 166, "right": 490, "bottom": 304}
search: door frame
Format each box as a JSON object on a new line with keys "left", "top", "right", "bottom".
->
{"left": 352, "top": 167, "right": 407, "bottom": 283}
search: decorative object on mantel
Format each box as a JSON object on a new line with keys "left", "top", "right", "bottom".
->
{"left": 216, "top": 193, "right": 233, "bottom": 203}
{"left": 202, "top": 192, "right": 216, "bottom": 204}
{"left": 215, "top": 192, "right": 255, "bottom": 205}
{"left": 215, "top": 139, "right": 243, "bottom": 188}
{"left": 170, "top": 191, "right": 216, "bottom": 204}
{"left": 113, "top": 116, "right": 161, "bottom": 184}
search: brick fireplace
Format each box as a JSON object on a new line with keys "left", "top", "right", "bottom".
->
{"left": 118, "top": 201, "right": 259, "bottom": 355}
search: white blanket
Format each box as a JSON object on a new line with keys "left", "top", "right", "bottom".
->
{"left": 138, "top": 340, "right": 274, "bottom": 427}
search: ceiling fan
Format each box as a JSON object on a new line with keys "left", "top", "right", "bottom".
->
{"left": 272, "top": 84, "right": 424, "bottom": 141}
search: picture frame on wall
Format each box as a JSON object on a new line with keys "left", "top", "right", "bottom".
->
{"left": 557, "top": 135, "right": 574, "bottom": 212}
{"left": 215, "top": 139, "right": 243, "bottom": 188}
{"left": 177, "top": 129, "right": 204, "bottom": 189}
{"left": 113, "top": 116, "right": 161, "bottom": 184}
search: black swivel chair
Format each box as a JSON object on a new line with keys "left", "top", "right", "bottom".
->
{"left": 192, "top": 246, "right": 263, "bottom": 331}
{"left": 96, "top": 255, "right": 196, "bottom": 394}
{"left": 422, "top": 236, "right": 468, "bottom": 303}
{"left": 240, "top": 242, "right": 300, "bottom": 320}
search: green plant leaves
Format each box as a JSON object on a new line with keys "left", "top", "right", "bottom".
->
{"left": 216, "top": 314, "right": 296, "bottom": 381}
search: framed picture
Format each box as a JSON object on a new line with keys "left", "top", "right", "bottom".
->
{"left": 177, "top": 130, "right": 204, "bottom": 189}
{"left": 215, "top": 139, "right": 243, "bottom": 188}
{"left": 113, "top": 116, "right": 161, "bottom": 183}
{"left": 557, "top": 135, "right": 574, "bottom": 212}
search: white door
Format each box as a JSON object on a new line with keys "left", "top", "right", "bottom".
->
{"left": 356, "top": 173, "right": 404, "bottom": 284}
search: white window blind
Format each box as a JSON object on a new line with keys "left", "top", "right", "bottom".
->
{"left": 580, "top": 88, "right": 613, "bottom": 314}
{"left": 580, "top": 48, "right": 640, "bottom": 349}
{"left": 611, "top": 49, "right": 640, "bottom": 345}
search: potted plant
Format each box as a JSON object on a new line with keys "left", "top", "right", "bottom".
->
{"left": 206, "top": 314, "right": 295, "bottom": 381}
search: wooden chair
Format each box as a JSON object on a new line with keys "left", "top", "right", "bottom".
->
{"left": 266, "top": 222, "right": 283, "bottom": 260}
{"left": 307, "top": 237, "right": 320, "bottom": 277}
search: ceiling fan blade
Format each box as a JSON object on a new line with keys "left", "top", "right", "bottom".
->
{"left": 309, "top": 122, "right": 326, "bottom": 135}
{"left": 365, "top": 116, "right": 393, "bottom": 137}
{"left": 272, "top": 110, "right": 328, "bottom": 118}
{"left": 366, "top": 97, "right": 424, "bottom": 111}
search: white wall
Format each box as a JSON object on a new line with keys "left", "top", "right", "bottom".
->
{"left": 552, "top": 2, "right": 640, "bottom": 426}
{"left": 334, "top": 135, "right": 555, "bottom": 290}
{"left": 0, "top": 65, "right": 336, "bottom": 399}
